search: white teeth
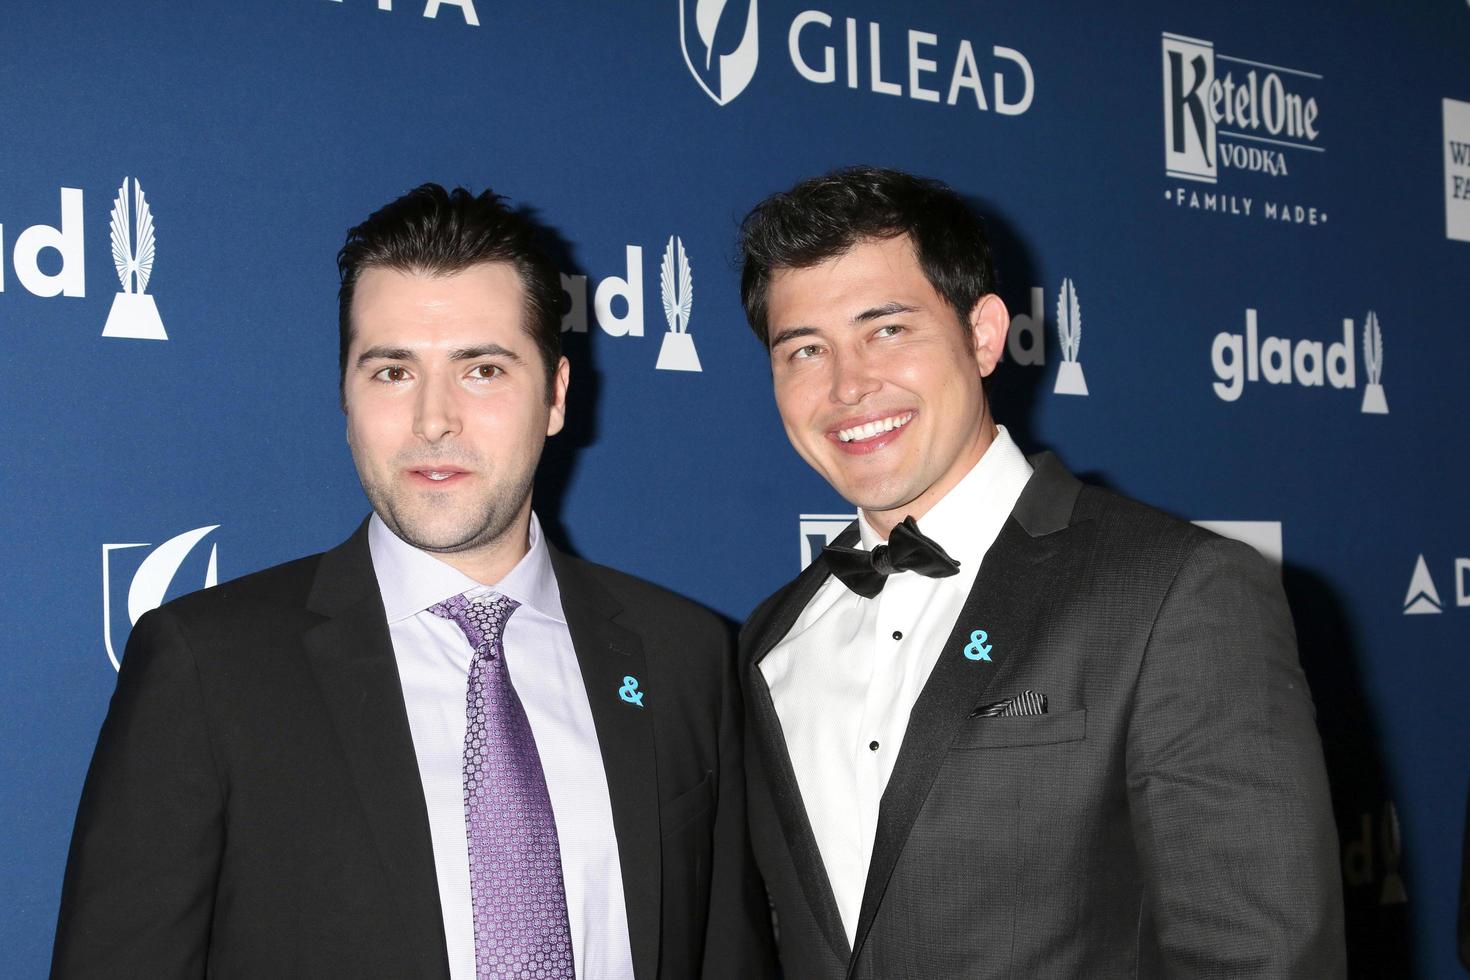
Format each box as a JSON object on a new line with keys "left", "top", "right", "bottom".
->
{"left": 837, "top": 412, "right": 913, "bottom": 443}
{"left": 426, "top": 471, "right": 454, "bottom": 481}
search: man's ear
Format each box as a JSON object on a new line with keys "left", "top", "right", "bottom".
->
{"left": 546, "top": 356, "right": 571, "bottom": 436}
{"left": 968, "top": 293, "right": 1010, "bottom": 377}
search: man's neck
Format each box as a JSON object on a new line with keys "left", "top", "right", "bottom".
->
{"left": 423, "top": 510, "right": 534, "bottom": 587}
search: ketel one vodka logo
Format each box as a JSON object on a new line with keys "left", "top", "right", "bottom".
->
{"left": 1210, "top": 308, "right": 1388, "bottom": 413}
{"left": 1161, "top": 33, "right": 1327, "bottom": 227}
{"left": 680, "top": 0, "right": 760, "bottom": 106}
{"left": 1162, "top": 32, "right": 1321, "bottom": 183}
{"left": 102, "top": 176, "right": 166, "bottom": 340}
{"left": 102, "top": 526, "right": 219, "bottom": 670}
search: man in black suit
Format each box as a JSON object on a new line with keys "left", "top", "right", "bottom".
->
{"left": 53, "top": 184, "right": 773, "bottom": 979}
{"left": 735, "top": 167, "right": 1345, "bottom": 978}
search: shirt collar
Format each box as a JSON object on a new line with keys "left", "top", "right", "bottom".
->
{"left": 368, "top": 512, "right": 566, "bottom": 625}
{"left": 857, "top": 424, "right": 1032, "bottom": 571}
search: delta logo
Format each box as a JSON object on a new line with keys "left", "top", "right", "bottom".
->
{"left": 1402, "top": 554, "right": 1470, "bottom": 615}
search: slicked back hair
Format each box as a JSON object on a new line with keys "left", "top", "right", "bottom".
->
{"left": 738, "top": 166, "right": 998, "bottom": 349}
{"left": 337, "top": 183, "right": 563, "bottom": 400}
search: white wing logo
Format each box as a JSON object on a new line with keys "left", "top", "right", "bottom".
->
{"left": 102, "top": 176, "right": 168, "bottom": 340}
{"left": 680, "top": 0, "right": 759, "bottom": 106}
{"left": 655, "top": 235, "right": 702, "bottom": 372}
{"left": 660, "top": 235, "right": 693, "bottom": 333}
{"left": 1360, "top": 309, "right": 1388, "bottom": 414}
{"left": 1052, "top": 277, "right": 1089, "bottom": 395}
{"left": 110, "top": 177, "right": 155, "bottom": 294}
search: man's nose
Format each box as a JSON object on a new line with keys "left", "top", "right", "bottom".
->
{"left": 412, "top": 374, "right": 462, "bottom": 442}
{"left": 829, "top": 349, "right": 882, "bottom": 405}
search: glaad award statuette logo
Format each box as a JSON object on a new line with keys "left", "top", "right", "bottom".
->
{"left": 680, "top": 0, "right": 759, "bottom": 106}
{"left": 102, "top": 525, "right": 219, "bottom": 670}
{"left": 1054, "top": 277, "right": 1088, "bottom": 395}
{"left": 656, "top": 235, "right": 701, "bottom": 372}
{"left": 102, "top": 176, "right": 166, "bottom": 340}
{"left": 1360, "top": 309, "right": 1387, "bottom": 414}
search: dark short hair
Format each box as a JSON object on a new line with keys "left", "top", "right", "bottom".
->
{"left": 738, "top": 166, "right": 997, "bottom": 347}
{"left": 337, "top": 183, "right": 562, "bottom": 398}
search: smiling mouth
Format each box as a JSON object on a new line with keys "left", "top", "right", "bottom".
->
{"left": 409, "top": 468, "right": 468, "bottom": 483}
{"left": 836, "top": 412, "right": 914, "bottom": 443}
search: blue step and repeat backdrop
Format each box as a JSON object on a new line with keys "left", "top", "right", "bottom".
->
{"left": 3, "top": 0, "right": 1467, "bottom": 976}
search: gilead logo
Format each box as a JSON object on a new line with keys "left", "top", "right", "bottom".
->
{"left": 1210, "top": 309, "right": 1388, "bottom": 413}
{"left": 102, "top": 526, "right": 220, "bottom": 670}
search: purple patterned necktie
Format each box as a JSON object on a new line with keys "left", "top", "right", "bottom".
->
{"left": 430, "top": 591, "right": 574, "bottom": 980}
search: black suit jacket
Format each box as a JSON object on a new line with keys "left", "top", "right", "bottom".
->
{"left": 742, "top": 454, "right": 1345, "bottom": 979}
{"left": 53, "top": 522, "right": 774, "bottom": 979}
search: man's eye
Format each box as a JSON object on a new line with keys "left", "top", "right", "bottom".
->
{"left": 374, "top": 365, "right": 410, "bottom": 383}
{"left": 470, "top": 364, "right": 502, "bottom": 380}
{"left": 875, "top": 324, "right": 904, "bottom": 338}
{"left": 791, "top": 344, "right": 823, "bottom": 360}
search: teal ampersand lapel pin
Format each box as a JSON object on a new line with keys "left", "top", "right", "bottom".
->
{"left": 618, "top": 675, "right": 645, "bottom": 707}
{"left": 963, "top": 629, "right": 992, "bottom": 662}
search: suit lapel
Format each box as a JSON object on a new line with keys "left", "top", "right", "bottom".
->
{"left": 846, "top": 453, "right": 1085, "bottom": 974}
{"left": 548, "top": 548, "right": 661, "bottom": 980}
{"left": 302, "top": 521, "right": 449, "bottom": 978}
{"left": 743, "top": 524, "right": 858, "bottom": 967}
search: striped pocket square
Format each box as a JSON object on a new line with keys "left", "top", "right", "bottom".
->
{"left": 970, "top": 690, "right": 1048, "bottom": 718}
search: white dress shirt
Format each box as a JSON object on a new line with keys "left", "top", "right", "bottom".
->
{"left": 368, "top": 513, "right": 634, "bottom": 980}
{"left": 759, "top": 427, "right": 1033, "bottom": 945}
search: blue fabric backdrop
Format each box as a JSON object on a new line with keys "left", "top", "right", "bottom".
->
{"left": 3, "top": 0, "right": 1466, "bottom": 975}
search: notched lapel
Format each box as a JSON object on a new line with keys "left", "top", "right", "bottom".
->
{"left": 549, "top": 549, "right": 660, "bottom": 980}
{"left": 743, "top": 525, "right": 857, "bottom": 967}
{"left": 302, "top": 524, "right": 449, "bottom": 978}
{"left": 847, "top": 453, "right": 1085, "bottom": 974}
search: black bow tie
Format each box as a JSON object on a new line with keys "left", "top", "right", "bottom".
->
{"left": 822, "top": 516, "right": 960, "bottom": 598}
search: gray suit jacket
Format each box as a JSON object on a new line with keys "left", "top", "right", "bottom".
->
{"left": 741, "top": 453, "right": 1344, "bottom": 979}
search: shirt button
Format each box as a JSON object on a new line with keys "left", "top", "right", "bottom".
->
{"left": 892, "top": 630, "right": 903, "bottom": 640}
{"left": 869, "top": 740, "right": 880, "bottom": 751}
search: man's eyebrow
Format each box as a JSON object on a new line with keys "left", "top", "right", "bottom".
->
{"left": 449, "top": 344, "right": 522, "bottom": 363}
{"left": 356, "top": 346, "right": 415, "bottom": 366}
{"left": 769, "top": 326, "right": 819, "bottom": 349}
{"left": 355, "top": 344, "right": 524, "bottom": 367}
{"left": 853, "top": 302, "right": 920, "bottom": 323}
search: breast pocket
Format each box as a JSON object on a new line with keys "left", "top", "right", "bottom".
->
{"left": 949, "top": 708, "right": 1088, "bottom": 750}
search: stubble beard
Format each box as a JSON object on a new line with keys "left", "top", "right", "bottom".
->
{"left": 357, "top": 455, "right": 536, "bottom": 558}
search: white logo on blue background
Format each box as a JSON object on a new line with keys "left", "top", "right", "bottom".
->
{"left": 101, "top": 176, "right": 166, "bottom": 341}
{"left": 1192, "top": 520, "right": 1283, "bottom": 571}
{"left": 656, "top": 235, "right": 701, "bottom": 372}
{"left": 1053, "top": 277, "right": 1088, "bottom": 396}
{"left": 798, "top": 513, "right": 857, "bottom": 570}
{"left": 102, "top": 526, "right": 219, "bottom": 670}
{"left": 680, "top": 0, "right": 759, "bottom": 106}
{"left": 1403, "top": 554, "right": 1442, "bottom": 615}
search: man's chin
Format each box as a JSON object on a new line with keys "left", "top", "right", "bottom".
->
{"left": 831, "top": 479, "right": 924, "bottom": 518}
{"left": 386, "top": 514, "right": 500, "bottom": 556}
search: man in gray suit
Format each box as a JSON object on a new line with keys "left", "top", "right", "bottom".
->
{"left": 735, "top": 166, "right": 1345, "bottom": 978}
